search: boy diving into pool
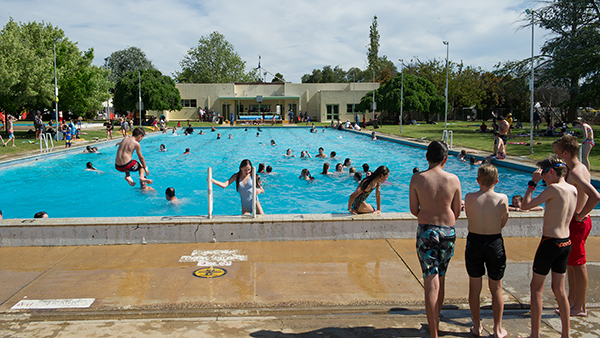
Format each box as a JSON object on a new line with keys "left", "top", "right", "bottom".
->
{"left": 115, "top": 127, "right": 152, "bottom": 187}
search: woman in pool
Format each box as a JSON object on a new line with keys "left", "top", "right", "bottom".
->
{"left": 321, "top": 163, "right": 330, "bottom": 175}
{"left": 347, "top": 165, "right": 389, "bottom": 215}
{"left": 300, "top": 150, "right": 311, "bottom": 158}
{"left": 211, "top": 159, "right": 264, "bottom": 215}
{"left": 159, "top": 144, "right": 167, "bottom": 152}
{"left": 335, "top": 163, "right": 344, "bottom": 173}
{"left": 299, "top": 168, "right": 315, "bottom": 181}
{"left": 284, "top": 149, "right": 296, "bottom": 157}
{"left": 343, "top": 158, "right": 352, "bottom": 168}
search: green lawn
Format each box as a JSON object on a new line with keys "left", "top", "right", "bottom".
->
{"left": 366, "top": 121, "right": 600, "bottom": 171}
{"left": 1, "top": 120, "right": 599, "bottom": 172}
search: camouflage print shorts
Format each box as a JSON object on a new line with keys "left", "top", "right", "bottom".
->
{"left": 416, "top": 223, "right": 456, "bottom": 279}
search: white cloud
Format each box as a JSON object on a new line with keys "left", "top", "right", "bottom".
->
{"left": 1, "top": 0, "right": 548, "bottom": 82}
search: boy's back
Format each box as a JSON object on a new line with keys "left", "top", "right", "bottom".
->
{"left": 410, "top": 168, "right": 461, "bottom": 226}
{"left": 465, "top": 189, "right": 508, "bottom": 235}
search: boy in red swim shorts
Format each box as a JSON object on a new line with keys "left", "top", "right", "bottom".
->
{"left": 115, "top": 127, "right": 152, "bottom": 187}
{"left": 553, "top": 135, "right": 600, "bottom": 317}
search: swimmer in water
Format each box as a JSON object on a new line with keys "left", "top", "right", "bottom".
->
{"left": 348, "top": 165, "right": 390, "bottom": 215}
{"left": 210, "top": 159, "right": 265, "bottom": 215}
{"left": 284, "top": 149, "right": 296, "bottom": 157}
{"left": 299, "top": 168, "right": 315, "bottom": 181}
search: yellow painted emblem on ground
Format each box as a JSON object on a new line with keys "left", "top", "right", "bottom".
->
{"left": 193, "top": 267, "right": 227, "bottom": 278}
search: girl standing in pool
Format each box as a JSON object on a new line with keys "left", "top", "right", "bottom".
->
{"left": 211, "top": 159, "right": 264, "bottom": 215}
{"left": 347, "top": 165, "right": 390, "bottom": 215}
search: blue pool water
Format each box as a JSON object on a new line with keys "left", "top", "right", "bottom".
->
{"left": 0, "top": 127, "right": 541, "bottom": 218}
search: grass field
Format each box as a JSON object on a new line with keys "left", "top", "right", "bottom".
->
{"left": 1, "top": 119, "right": 599, "bottom": 171}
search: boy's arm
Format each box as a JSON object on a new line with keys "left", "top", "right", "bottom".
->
{"left": 135, "top": 144, "right": 149, "bottom": 174}
{"left": 571, "top": 173, "right": 600, "bottom": 219}
{"left": 409, "top": 177, "right": 420, "bottom": 217}
{"left": 521, "top": 169, "right": 551, "bottom": 210}
{"left": 451, "top": 177, "right": 462, "bottom": 220}
{"left": 500, "top": 195, "right": 509, "bottom": 228}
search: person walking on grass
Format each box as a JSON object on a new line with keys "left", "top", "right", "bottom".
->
{"left": 2, "top": 115, "right": 16, "bottom": 147}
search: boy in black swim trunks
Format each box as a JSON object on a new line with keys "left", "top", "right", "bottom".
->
{"left": 519, "top": 156, "right": 578, "bottom": 338}
{"left": 464, "top": 164, "right": 509, "bottom": 338}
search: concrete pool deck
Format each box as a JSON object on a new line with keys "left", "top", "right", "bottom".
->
{"left": 1, "top": 238, "right": 600, "bottom": 337}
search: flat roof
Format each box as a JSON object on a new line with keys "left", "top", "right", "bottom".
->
{"left": 218, "top": 96, "right": 299, "bottom": 101}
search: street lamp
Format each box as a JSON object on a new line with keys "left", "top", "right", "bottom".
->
{"left": 526, "top": 9, "right": 535, "bottom": 154}
{"left": 443, "top": 41, "right": 449, "bottom": 135}
{"left": 398, "top": 59, "right": 404, "bottom": 133}
{"left": 53, "top": 39, "right": 59, "bottom": 141}
{"left": 138, "top": 70, "right": 142, "bottom": 127}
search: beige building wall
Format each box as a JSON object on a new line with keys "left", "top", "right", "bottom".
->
{"left": 154, "top": 82, "right": 380, "bottom": 122}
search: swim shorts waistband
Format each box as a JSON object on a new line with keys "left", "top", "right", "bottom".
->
{"left": 467, "top": 232, "right": 502, "bottom": 241}
{"left": 418, "top": 223, "right": 455, "bottom": 231}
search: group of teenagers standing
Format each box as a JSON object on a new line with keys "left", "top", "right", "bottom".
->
{"left": 410, "top": 136, "right": 599, "bottom": 338}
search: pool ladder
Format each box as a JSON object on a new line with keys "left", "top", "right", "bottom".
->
{"left": 442, "top": 130, "right": 453, "bottom": 149}
{"left": 39, "top": 133, "right": 54, "bottom": 153}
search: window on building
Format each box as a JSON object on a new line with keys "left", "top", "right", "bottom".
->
{"left": 326, "top": 104, "right": 339, "bottom": 120}
{"left": 347, "top": 104, "right": 356, "bottom": 113}
{"left": 180, "top": 99, "right": 197, "bottom": 108}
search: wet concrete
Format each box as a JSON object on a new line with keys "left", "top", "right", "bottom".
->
{"left": 0, "top": 238, "right": 599, "bottom": 337}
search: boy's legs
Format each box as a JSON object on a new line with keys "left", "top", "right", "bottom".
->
{"left": 137, "top": 168, "right": 152, "bottom": 184}
{"left": 551, "top": 271, "right": 570, "bottom": 337}
{"left": 529, "top": 272, "right": 546, "bottom": 338}
{"left": 424, "top": 274, "right": 441, "bottom": 338}
{"left": 124, "top": 172, "right": 135, "bottom": 186}
{"left": 489, "top": 278, "right": 507, "bottom": 338}
{"left": 567, "top": 265, "right": 588, "bottom": 315}
{"left": 468, "top": 277, "right": 483, "bottom": 335}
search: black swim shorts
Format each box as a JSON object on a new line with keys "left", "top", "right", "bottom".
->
{"left": 465, "top": 232, "right": 506, "bottom": 280}
{"left": 532, "top": 236, "right": 571, "bottom": 275}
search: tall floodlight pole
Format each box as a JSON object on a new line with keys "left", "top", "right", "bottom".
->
{"left": 372, "top": 69, "right": 376, "bottom": 118}
{"left": 443, "top": 41, "right": 449, "bottom": 134}
{"left": 526, "top": 9, "right": 535, "bottom": 154}
{"left": 53, "top": 39, "right": 59, "bottom": 141}
{"left": 399, "top": 59, "right": 404, "bottom": 133}
{"left": 138, "top": 70, "right": 142, "bottom": 127}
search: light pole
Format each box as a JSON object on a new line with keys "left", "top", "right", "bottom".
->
{"left": 138, "top": 70, "right": 142, "bottom": 127}
{"left": 399, "top": 59, "right": 404, "bottom": 133}
{"left": 526, "top": 9, "right": 535, "bottom": 154}
{"left": 443, "top": 41, "right": 449, "bottom": 134}
{"left": 53, "top": 39, "right": 59, "bottom": 141}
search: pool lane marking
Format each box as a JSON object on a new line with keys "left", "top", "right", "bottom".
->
{"left": 11, "top": 298, "right": 95, "bottom": 310}
{"left": 179, "top": 249, "right": 247, "bottom": 266}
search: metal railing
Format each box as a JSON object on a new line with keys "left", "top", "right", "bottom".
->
{"left": 39, "top": 133, "right": 54, "bottom": 153}
{"left": 442, "top": 130, "right": 453, "bottom": 149}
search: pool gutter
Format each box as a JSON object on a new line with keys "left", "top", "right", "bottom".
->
{"left": 0, "top": 211, "right": 598, "bottom": 247}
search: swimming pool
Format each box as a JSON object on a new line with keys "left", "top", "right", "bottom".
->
{"left": 0, "top": 127, "right": 540, "bottom": 219}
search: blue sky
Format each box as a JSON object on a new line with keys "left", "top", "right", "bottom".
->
{"left": 2, "top": 0, "right": 547, "bottom": 82}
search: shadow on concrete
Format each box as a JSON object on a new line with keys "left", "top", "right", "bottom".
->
{"left": 250, "top": 326, "right": 471, "bottom": 337}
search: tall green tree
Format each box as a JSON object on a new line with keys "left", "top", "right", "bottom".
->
{"left": 104, "top": 46, "right": 155, "bottom": 84}
{"left": 114, "top": 69, "right": 182, "bottom": 114}
{"left": 367, "top": 15, "right": 380, "bottom": 80}
{"left": 176, "top": 31, "right": 253, "bottom": 83}
{"left": 0, "top": 18, "right": 110, "bottom": 119}
{"left": 533, "top": 0, "right": 600, "bottom": 120}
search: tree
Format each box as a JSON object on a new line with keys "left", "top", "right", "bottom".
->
{"left": 104, "top": 47, "right": 155, "bottom": 84}
{"left": 367, "top": 15, "right": 380, "bottom": 79}
{"left": 0, "top": 18, "right": 111, "bottom": 119}
{"left": 302, "top": 65, "right": 347, "bottom": 83}
{"left": 176, "top": 31, "right": 253, "bottom": 83}
{"left": 271, "top": 73, "right": 285, "bottom": 83}
{"left": 533, "top": 0, "right": 600, "bottom": 120}
{"left": 358, "top": 73, "right": 444, "bottom": 122}
{"left": 114, "top": 69, "right": 182, "bottom": 114}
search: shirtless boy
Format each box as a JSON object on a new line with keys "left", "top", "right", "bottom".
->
{"left": 464, "top": 164, "right": 509, "bottom": 338}
{"left": 316, "top": 147, "right": 327, "bottom": 158}
{"left": 409, "top": 140, "right": 462, "bottom": 338}
{"left": 115, "top": 127, "right": 152, "bottom": 187}
{"left": 519, "top": 156, "right": 578, "bottom": 338}
{"left": 553, "top": 135, "right": 600, "bottom": 317}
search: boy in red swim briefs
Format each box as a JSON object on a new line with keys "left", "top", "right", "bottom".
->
{"left": 553, "top": 135, "right": 600, "bottom": 317}
{"left": 115, "top": 127, "right": 152, "bottom": 187}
